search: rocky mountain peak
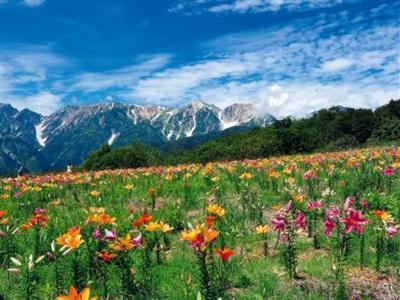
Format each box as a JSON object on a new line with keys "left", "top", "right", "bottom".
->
{"left": 0, "top": 100, "right": 276, "bottom": 173}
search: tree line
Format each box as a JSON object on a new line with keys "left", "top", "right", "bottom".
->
{"left": 82, "top": 99, "right": 400, "bottom": 170}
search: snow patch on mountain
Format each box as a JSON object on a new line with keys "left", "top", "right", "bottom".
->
{"left": 108, "top": 131, "right": 119, "bottom": 145}
{"left": 35, "top": 121, "right": 47, "bottom": 147}
{"left": 187, "top": 114, "right": 197, "bottom": 137}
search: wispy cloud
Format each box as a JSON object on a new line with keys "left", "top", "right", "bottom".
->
{"left": 130, "top": 56, "right": 260, "bottom": 105}
{"left": 0, "top": 46, "right": 170, "bottom": 113}
{"left": 0, "top": 1, "right": 398, "bottom": 117}
{"left": 131, "top": 3, "right": 400, "bottom": 115}
{"left": 169, "top": 0, "right": 358, "bottom": 14}
{"left": 320, "top": 58, "right": 355, "bottom": 73}
{"left": 0, "top": 45, "right": 68, "bottom": 114}
{"left": 66, "top": 55, "right": 171, "bottom": 93}
{"left": 22, "top": 0, "right": 45, "bottom": 7}
{"left": 9, "top": 91, "right": 62, "bottom": 115}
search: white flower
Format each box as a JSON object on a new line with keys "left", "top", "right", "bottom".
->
{"left": 35, "top": 255, "right": 45, "bottom": 264}
{"left": 7, "top": 268, "right": 21, "bottom": 274}
{"left": 10, "top": 257, "right": 22, "bottom": 266}
{"left": 62, "top": 248, "right": 74, "bottom": 256}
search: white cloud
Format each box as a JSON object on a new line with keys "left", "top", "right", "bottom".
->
{"left": 0, "top": 2, "right": 398, "bottom": 118}
{"left": 67, "top": 55, "right": 170, "bottom": 93}
{"left": 0, "top": 46, "right": 68, "bottom": 88}
{"left": 9, "top": 91, "right": 62, "bottom": 115}
{"left": 188, "top": 80, "right": 399, "bottom": 118}
{"left": 131, "top": 56, "right": 260, "bottom": 104}
{"left": 320, "top": 58, "right": 354, "bottom": 73}
{"left": 128, "top": 4, "right": 400, "bottom": 116}
{"left": 22, "top": 0, "right": 45, "bottom": 7}
{"left": 170, "top": 0, "right": 358, "bottom": 14}
{"left": 0, "top": 46, "right": 69, "bottom": 114}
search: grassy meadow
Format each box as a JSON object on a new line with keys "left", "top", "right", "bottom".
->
{"left": 0, "top": 146, "right": 399, "bottom": 299}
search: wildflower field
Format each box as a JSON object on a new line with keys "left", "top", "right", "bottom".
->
{"left": 0, "top": 146, "right": 399, "bottom": 299}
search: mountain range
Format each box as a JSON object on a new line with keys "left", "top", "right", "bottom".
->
{"left": 0, "top": 101, "right": 275, "bottom": 174}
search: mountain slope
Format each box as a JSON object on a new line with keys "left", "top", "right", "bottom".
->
{"left": 0, "top": 101, "right": 275, "bottom": 173}
{"left": 0, "top": 104, "right": 46, "bottom": 174}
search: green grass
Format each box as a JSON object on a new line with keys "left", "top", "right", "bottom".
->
{"left": 0, "top": 146, "right": 399, "bottom": 299}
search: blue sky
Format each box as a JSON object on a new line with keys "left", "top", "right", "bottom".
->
{"left": 0, "top": 0, "right": 399, "bottom": 116}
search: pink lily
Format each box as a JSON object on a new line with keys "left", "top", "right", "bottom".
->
{"left": 340, "top": 208, "right": 368, "bottom": 234}
{"left": 92, "top": 227, "right": 102, "bottom": 241}
{"left": 324, "top": 218, "right": 336, "bottom": 237}
{"left": 294, "top": 212, "right": 307, "bottom": 230}
{"left": 131, "top": 232, "right": 143, "bottom": 247}
{"left": 271, "top": 214, "right": 287, "bottom": 232}
{"left": 386, "top": 226, "right": 398, "bottom": 237}
{"left": 343, "top": 197, "right": 354, "bottom": 211}
{"left": 104, "top": 228, "right": 116, "bottom": 241}
{"left": 382, "top": 167, "right": 396, "bottom": 177}
{"left": 307, "top": 200, "right": 322, "bottom": 211}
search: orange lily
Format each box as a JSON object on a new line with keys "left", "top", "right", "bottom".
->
{"left": 56, "top": 286, "right": 97, "bottom": 300}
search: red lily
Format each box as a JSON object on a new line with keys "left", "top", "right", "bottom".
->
{"left": 133, "top": 214, "right": 152, "bottom": 228}
{"left": 216, "top": 247, "right": 235, "bottom": 261}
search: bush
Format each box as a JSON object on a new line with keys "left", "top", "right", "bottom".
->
{"left": 370, "top": 118, "right": 400, "bottom": 142}
{"left": 82, "top": 141, "right": 161, "bottom": 170}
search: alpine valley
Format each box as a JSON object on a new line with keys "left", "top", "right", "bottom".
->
{"left": 0, "top": 101, "right": 275, "bottom": 174}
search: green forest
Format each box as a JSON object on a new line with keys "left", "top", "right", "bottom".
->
{"left": 82, "top": 99, "right": 400, "bottom": 170}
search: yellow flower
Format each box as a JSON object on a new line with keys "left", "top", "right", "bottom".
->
{"left": 183, "top": 173, "right": 192, "bottom": 180}
{"left": 292, "top": 193, "right": 304, "bottom": 203}
{"left": 87, "top": 213, "right": 116, "bottom": 225}
{"left": 211, "top": 176, "right": 220, "bottom": 182}
{"left": 124, "top": 184, "right": 134, "bottom": 191}
{"left": 202, "top": 165, "right": 213, "bottom": 176}
{"left": 269, "top": 170, "right": 281, "bottom": 179}
{"left": 180, "top": 226, "right": 202, "bottom": 242}
{"left": 256, "top": 225, "right": 271, "bottom": 234}
{"left": 88, "top": 207, "right": 105, "bottom": 214}
{"left": 0, "top": 194, "right": 9, "bottom": 200}
{"left": 51, "top": 199, "right": 61, "bottom": 206}
{"left": 346, "top": 157, "right": 358, "bottom": 168}
{"left": 239, "top": 172, "right": 253, "bottom": 180}
{"left": 158, "top": 221, "right": 174, "bottom": 233}
{"left": 0, "top": 217, "right": 9, "bottom": 225}
{"left": 374, "top": 210, "right": 391, "bottom": 221}
{"left": 144, "top": 221, "right": 160, "bottom": 232}
{"left": 89, "top": 190, "right": 100, "bottom": 197}
{"left": 286, "top": 177, "right": 295, "bottom": 185}
{"left": 272, "top": 204, "right": 281, "bottom": 211}
{"left": 207, "top": 204, "right": 225, "bottom": 217}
